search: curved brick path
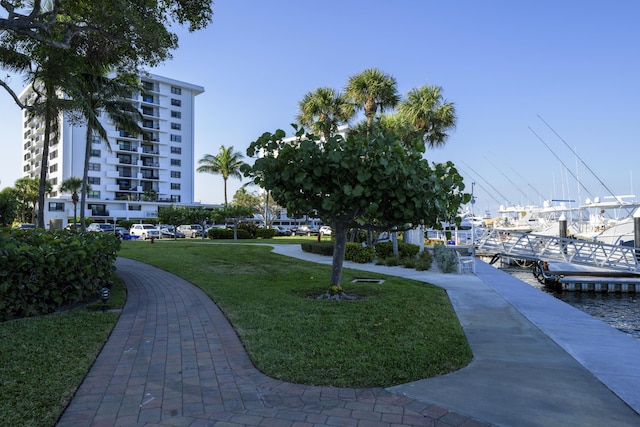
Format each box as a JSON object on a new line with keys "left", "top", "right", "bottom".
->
{"left": 57, "top": 257, "right": 491, "bottom": 427}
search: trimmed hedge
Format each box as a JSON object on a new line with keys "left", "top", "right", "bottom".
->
{"left": 255, "top": 228, "right": 276, "bottom": 239}
{"left": 207, "top": 228, "right": 253, "bottom": 239}
{"left": 345, "top": 242, "right": 375, "bottom": 263}
{"left": 0, "top": 229, "right": 120, "bottom": 321}
{"left": 301, "top": 242, "right": 334, "bottom": 256}
{"left": 374, "top": 241, "right": 420, "bottom": 260}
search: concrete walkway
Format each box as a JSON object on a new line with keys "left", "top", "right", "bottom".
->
{"left": 57, "top": 244, "right": 640, "bottom": 426}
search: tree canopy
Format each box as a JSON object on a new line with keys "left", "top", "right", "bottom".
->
{"left": 244, "top": 124, "right": 470, "bottom": 289}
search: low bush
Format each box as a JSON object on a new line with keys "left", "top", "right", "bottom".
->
{"left": 415, "top": 250, "right": 433, "bottom": 271}
{"left": 433, "top": 243, "right": 458, "bottom": 273}
{"left": 375, "top": 241, "right": 420, "bottom": 260}
{"left": 344, "top": 242, "right": 375, "bottom": 263}
{"left": 255, "top": 228, "right": 276, "bottom": 239}
{"left": 301, "top": 242, "right": 334, "bottom": 256}
{"left": 0, "top": 229, "right": 120, "bottom": 321}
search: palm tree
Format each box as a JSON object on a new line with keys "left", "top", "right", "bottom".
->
{"left": 66, "top": 68, "right": 141, "bottom": 231}
{"left": 197, "top": 146, "right": 245, "bottom": 206}
{"left": 59, "top": 177, "right": 88, "bottom": 229}
{"left": 297, "top": 87, "right": 354, "bottom": 141}
{"left": 344, "top": 68, "right": 400, "bottom": 127}
{"left": 397, "top": 85, "right": 457, "bottom": 149}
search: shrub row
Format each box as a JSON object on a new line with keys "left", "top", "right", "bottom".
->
{"left": 0, "top": 229, "right": 120, "bottom": 321}
{"left": 375, "top": 241, "right": 420, "bottom": 260}
{"left": 207, "top": 226, "right": 276, "bottom": 239}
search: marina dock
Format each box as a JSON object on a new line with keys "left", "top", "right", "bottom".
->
{"left": 475, "top": 229, "right": 640, "bottom": 292}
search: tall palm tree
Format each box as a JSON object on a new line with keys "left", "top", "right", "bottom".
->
{"left": 197, "top": 146, "right": 245, "bottom": 206}
{"left": 397, "top": 85, "right": 457, "bottom": 149}
{"left": 66, "top": 68, "right": 141, "bottom": 231}
{"left": 344, "top": 68, "right": 400, "bottom": 127}
{"left": 297, "top": 87, "right": 354, "bottom": 141}
{"left": 59, "top": 177, "right": 88, "bottom": 229}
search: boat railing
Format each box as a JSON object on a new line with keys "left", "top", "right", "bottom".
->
{"left": 475, "top": 228, "right": 640, "bottom": 273}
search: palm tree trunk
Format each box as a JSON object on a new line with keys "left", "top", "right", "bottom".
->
{"left": 223, "top": 177, "right": 228, "bottom": 206}
{"left": 80, "top": 126, "right": 92, "bottom": 231}
{"left": 37, "top": 95, "right": 55, "bottom": 229}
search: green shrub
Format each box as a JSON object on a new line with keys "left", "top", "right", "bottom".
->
{"left": 238, "top": 222, "right": 259, "bottom": 238}
{"left": 344, "top": 242, "right": 375, "bottom": 263}
{"left": 415, "top": 250, "right": 433, "bottom": 271}
{"left": 433, "top": 243, "right": 458, "bottom": 273}
{"left": 375, "top": 241, "right": 420, "bottom": 260}
{"left": 255, "top": 228, "right": 276, "bottom": 239}
{"left": 208, "top": 228, "right": 234, "bottom": 239}
{"left": 385, "top": 256, "right": 400, "bottom": 266}
{"left": 403, "top": 258, "right": 416, "bottom": 268}
{"left": 300, "top": 242, "right": 334, "bottom": 255}
{"left": 0, "top": 229, "right": 120, "bottom": 321}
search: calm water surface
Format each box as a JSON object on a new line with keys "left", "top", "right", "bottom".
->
{"left": 505, "top": 267, "right": 640, "bottom": 340}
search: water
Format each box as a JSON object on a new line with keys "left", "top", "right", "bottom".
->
{"left": 504, "top": 267, "right": 640, "bottom": 340}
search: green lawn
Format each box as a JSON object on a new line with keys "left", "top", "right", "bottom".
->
{"left": 119, "top": 239, "right": 472, "bottom": 387}
{"left": 0, "top": 238, "right": 472, "bottom": 426}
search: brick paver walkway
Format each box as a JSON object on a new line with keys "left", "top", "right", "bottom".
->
{"left": 57, "top": 257, "right": 492, "bottom": 427}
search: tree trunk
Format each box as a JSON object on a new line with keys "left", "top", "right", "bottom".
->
{"left": 80, "top": 126, "right": 92, "bottom": 231}
{"left": 330, "top": 221, "right": 348, "bottom": 287}
{"left": 37, "top": 97, "right": 55, "bottom": 229}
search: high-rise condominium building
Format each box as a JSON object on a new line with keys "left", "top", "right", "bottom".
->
{"left": 20, "top": 73, "right": 205, "bottom": 228}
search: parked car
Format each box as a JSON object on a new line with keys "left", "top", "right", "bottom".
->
{"left": 64, "top": 223, "right": 82, "bottom": 231}
{"left": 293, "top": 225, "right": 320, "bottom": 236}
{"left": 129, "top": 224, "right": 161, "bottom": 240}
{"left": 13, "top": 223, "right": 36, "bottom": 230}
{"left": 178, "top": 224, "right": 204, "bottom": 238}
{"left": 87, "top": 223, "right": 115, "bottom": 233}
{"left": 115, "top": 227, "right": 130, "bottom": 239}
{"left": 319, "top": 226, "right": 332, "bottom": 236}
{"left": 268, "top": 226, "right": 291, "bottom": 236}
{"left": 160, "top": 226, "right": 185, "bottom": 239}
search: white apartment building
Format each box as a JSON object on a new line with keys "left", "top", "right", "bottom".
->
{"left": 20, "top": 73, "right": 206, "bottom": 228}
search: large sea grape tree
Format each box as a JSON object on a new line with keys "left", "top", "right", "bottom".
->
{"left": 244, "top": 124, "right": 469, "bottom": 295}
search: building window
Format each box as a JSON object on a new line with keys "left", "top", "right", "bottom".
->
{"left": 92, "top": 135, "right": 101, "bottom": 144}
{"left": 87, "top": 190, "right": 101, "bottom": 199}
{"left": 50, "top": 191, "right": 57, "bottom": 197}
{"left": 90, "top": 149, "right": 101, "bottom": 157}
{"left": 171, "top": 98, "right": 181, "bottom": 107}
{"left": 48, "top": 202, "right": 64, "bottom": 211}
{"left": 23, "top": 164, "right": 30, "bottom": 172}
{"left": 49, "top": 150, "right": 58, "bottom": 159}
{"left": 24, "top": 153, "right": 31, "bottom": 160}
{"left": 171, "top": 110, "right": 181, "bottom": 118}
{"left": 170, "top": 146, "right": 182, "bottom": 154}
{"left": 128, "top": 205, "right": 142, "bottom": 211}
{"left": 171, "top": 183, "right": 181, "bottom": 190}
{"left": 170, "top": 134, "right": 182, "bottom": 142}
{"left": 171, "top": 122, "right": 181, "bottom": 130}
{"left": 142, "top": 106, "right": 154, "bottom": 116}
{"left": 49, "top": 163, "right": 58, "bottom": 172}
{"left": 171, "top": 159, "right": 181, "bottom": 166}
{"left": 170, "top": 195, "right": 181, "bottom": 202}
{"left": 171, "top": 87, "right": 182, "bottom": 95}
{"left": 50, "top": 177, "right": 57, "bottom": 186}
{"left": 142, "top": 81, "right": 154, "bottom": 91}
{"left": 88, "top": 163, "right": 101, "bottom": 171}
{"left": 143, "top": 94, "right": 154, "bottom": 103}
{"left": 88, "top": 177, "right": 101, "bottom": 185}
{"left": 171, "top": 171, "right": 181, "bottom": 178}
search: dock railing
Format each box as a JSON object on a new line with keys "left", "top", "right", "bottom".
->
{"left": 475, "top": 228, "right": 640, "bottom": 273}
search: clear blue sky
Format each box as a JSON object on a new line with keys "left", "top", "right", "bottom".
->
{"left": 1, "top": 1, "right": 639, "bottom": 216}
